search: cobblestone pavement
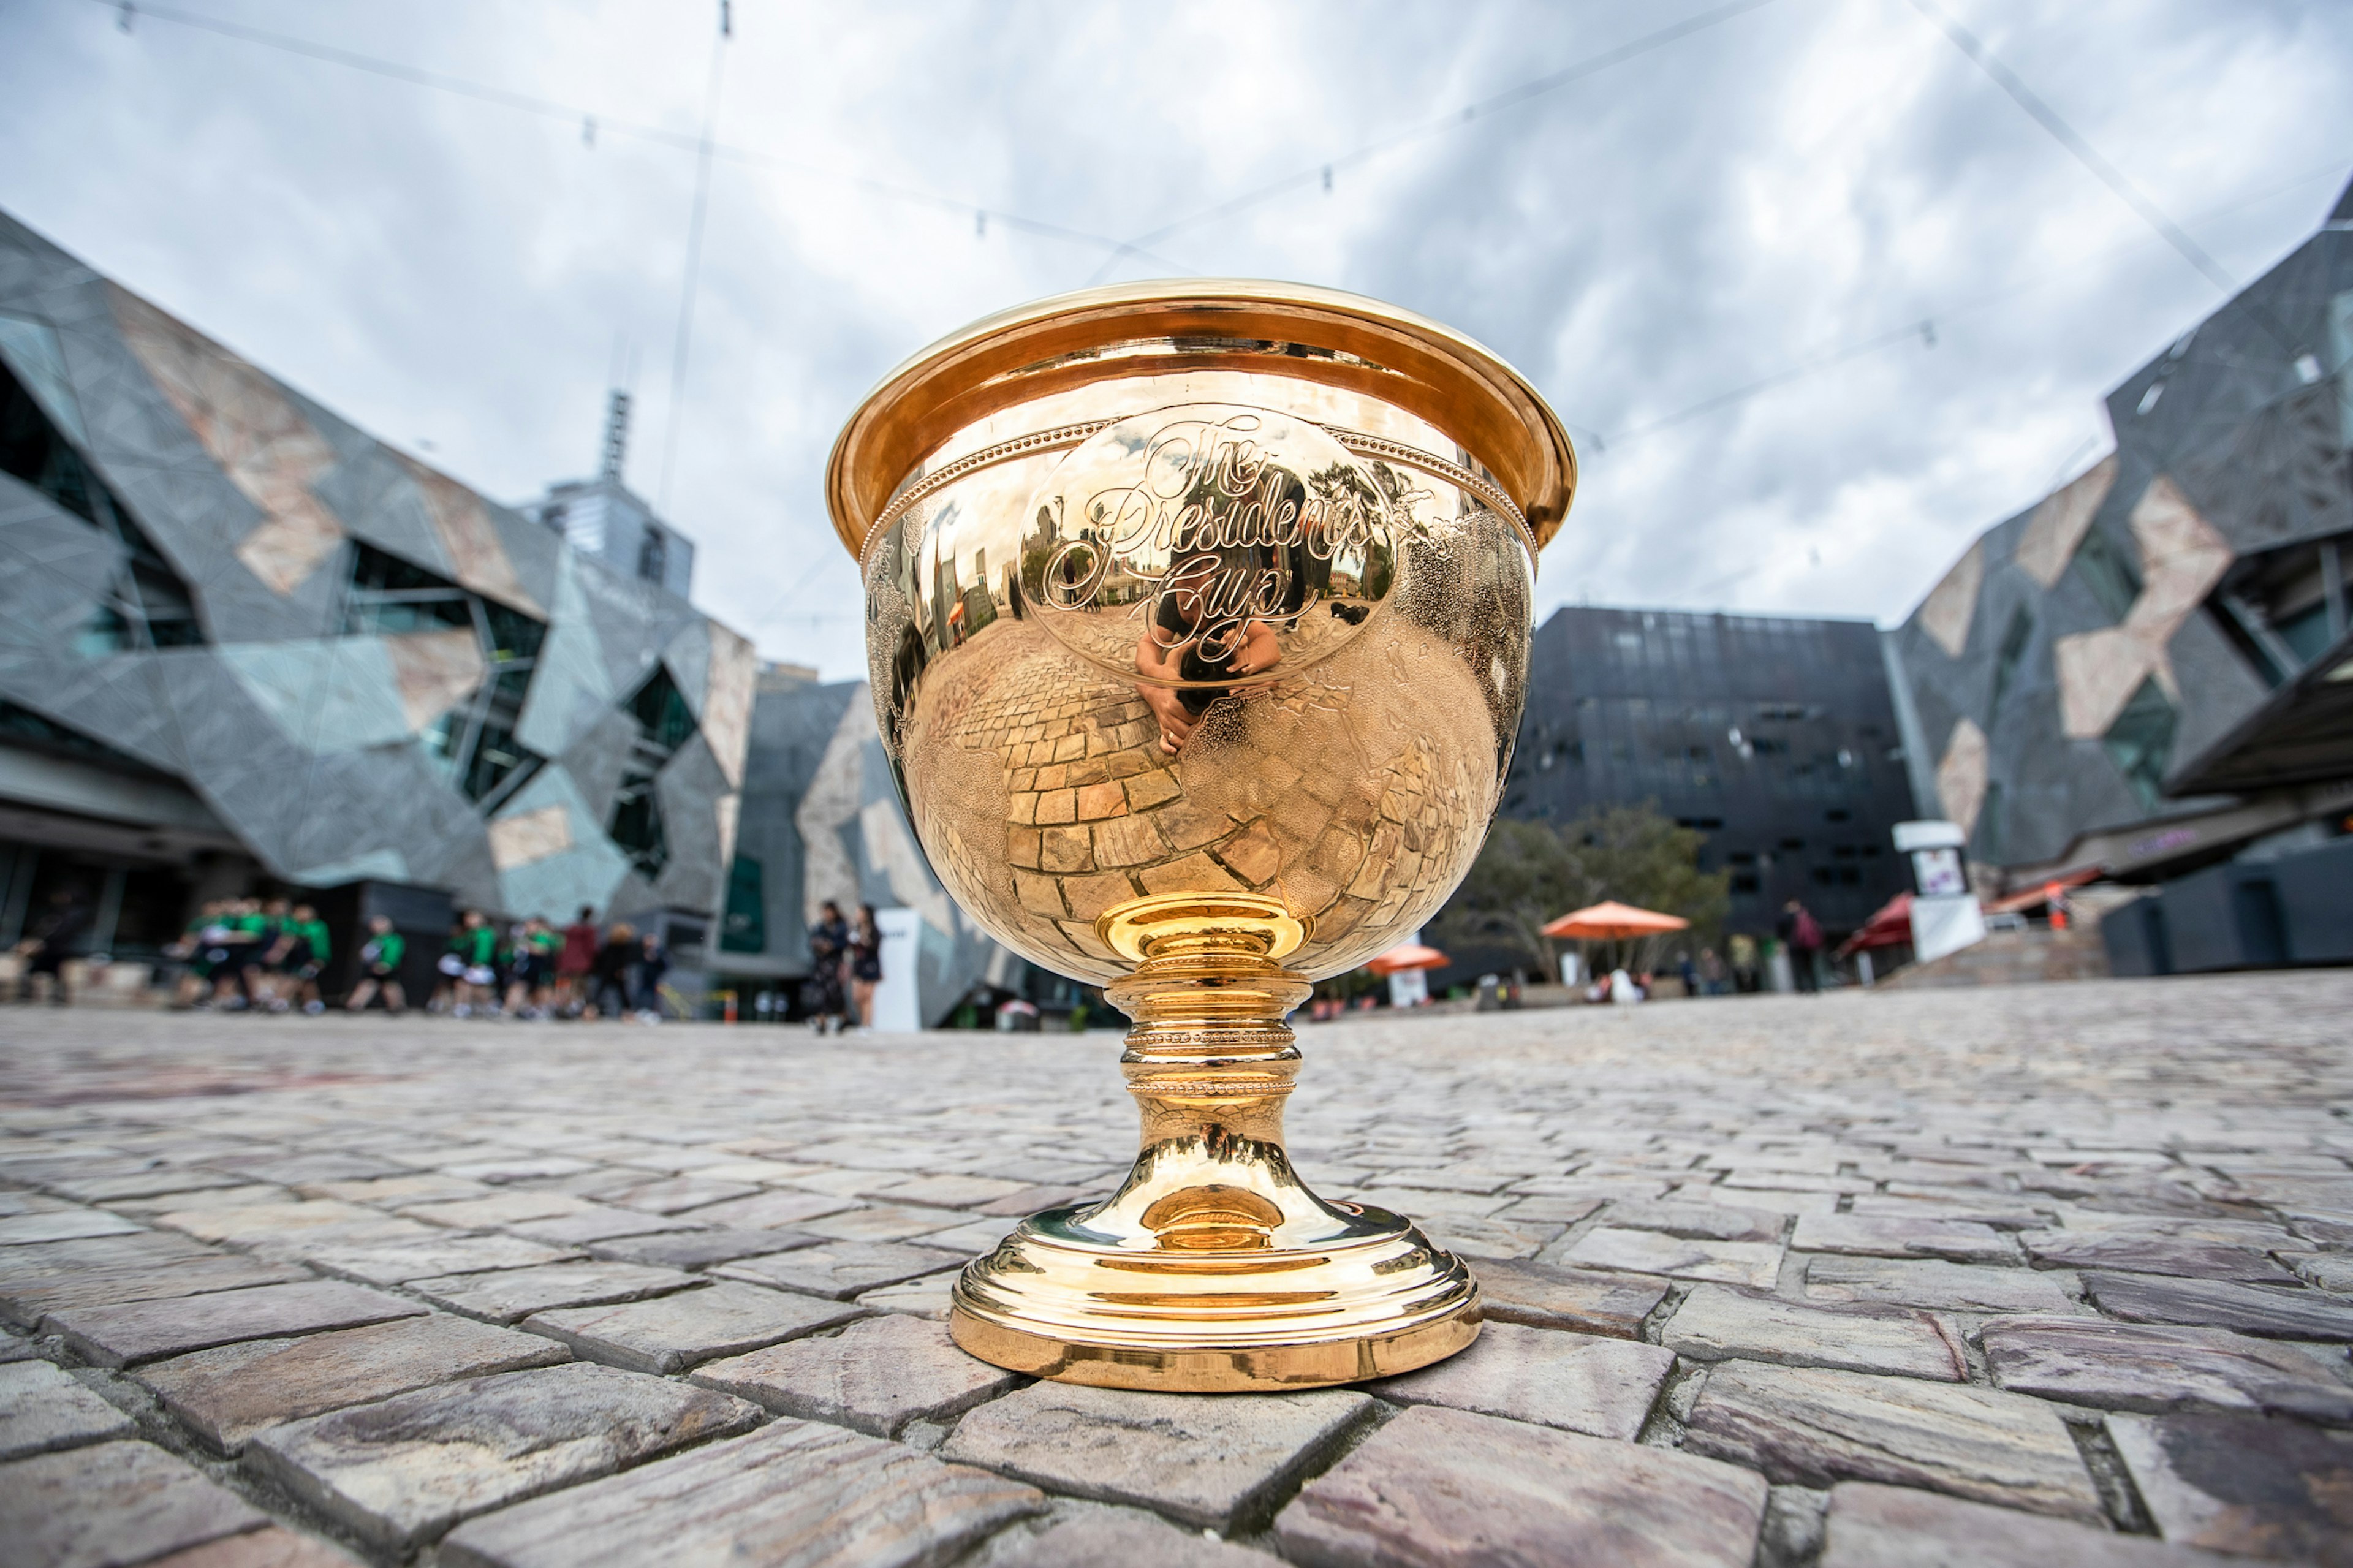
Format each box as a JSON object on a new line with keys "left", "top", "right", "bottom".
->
{"left": 2, "top": 973, "right": 2350, "bottom": 1567}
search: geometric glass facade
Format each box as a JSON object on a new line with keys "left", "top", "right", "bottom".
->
{"left": 1887, "top": 176, "right": 2353, "bottom": 882}
{"left": 0, "top": 206, "right": 756, "bottom": 940}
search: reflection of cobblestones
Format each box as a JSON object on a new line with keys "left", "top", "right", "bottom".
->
{"left": 6, "top": 976, "right": 2351, "bottom": 1563}
{"left": 904, "top": 618, "right": 1490, "bottom": 977}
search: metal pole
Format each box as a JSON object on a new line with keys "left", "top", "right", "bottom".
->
{"left": 2325, "top": 539, "right": 2347, "bottom": 644}
{"left": 0, "top": 846, "right": 35, "bottom": 947}
{"left": 91, "top": 866, "right": 126, "bottom": 958}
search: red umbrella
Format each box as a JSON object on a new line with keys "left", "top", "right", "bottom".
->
{"left": 1367, "top": 942, "right": 1450, "bottom": 975}
{"left": 1542, "top": 901, "right": 1690, "bottom": 941}
{"left": 1836, "top": 892, "right": 1913, "bottom": 957}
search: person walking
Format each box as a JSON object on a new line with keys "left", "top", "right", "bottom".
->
{"left": 847, "top": 904, "right": 883, "bottom": 1032}
{"left": 806, "top": 901, "right": 849, "bottom": 1034}
{"left": 504, "top": 917, "right": 558, "bottom": 1019}
{"left": 287, "top": 904, "right": 330, "bottom": 1015}
{"left": 14, "top": 887, "right": 89, "bottom": 1005}
{"left": 452, "top": 911, "right": 498, "bottom": 1017}
{"left": 589, "top": 923, "right": 636, "bottom": 1020}
{"left": 632, "top": 930, "right": 670, "bottom": 1023}
{"left": 345, "top": 915, "right": 407, "bottom": 1014}
{"left": 1778, "top": 898, "right": 1825, "bottom": 994}
{"left": 557, "top": 905, "right": 599, "bottom": 1015}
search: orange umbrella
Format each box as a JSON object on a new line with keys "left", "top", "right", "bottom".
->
{"left": 1541, "top": 901, "right": 1690, "bottom": 941}
{"left": 1367, "top": 941, "right": 1450, "bottom": 975}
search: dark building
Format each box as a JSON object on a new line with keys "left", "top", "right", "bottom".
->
{"left": 1503, "top": 605, "right": 1916, "bottom": 940}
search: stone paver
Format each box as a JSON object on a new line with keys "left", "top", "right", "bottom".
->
{"left": 438, "top": 1417, "right": 1045, "bottom": 1568}
{"left": 1792, "top": 1211, "right": 2012, "bottom": 1261}
{"left": 406, "top": 1261, "right": 700, "bottom": 1324}
{"left": 47, "top": 1279, "right": 425, "bottom": 1368}
{"left": 1557, "top": 1227, "right": 1784, "bottom": 1287}
{"left": 1469, "top": 1256, "right": 1670, "bottom": 1336}
{"left": 2017, "top": 1229, "right": 2301, "bottom": 1283}
{"left": 501, "top": 1206, "right": 696, "bottom": 1245}
{"left": 300, "top": 1235, "right": 578, "bottom": 1286}
{"left": 2107, "top": 1411, "right": 2353, "bottom": 1562}
{"left": 1817, "top": 1481, "right": 2235, "bottom": 1566}
{"left": 523, "top": 1279, "right": 860, "bottom": 1372}
{"left": 0, "top": 1360, "right": 135, "bottom": 1457}
{"left": 1275, "top": 1404, "right": 1767, "bottom": 1567}
{"left": 585, "top": 1227, "right": 822, "bottom": 1269}
{"left": 1684, "top": 1360, "right": 2104, "bottom": 1521}
{"left": 135, "top": 1314, "right": 569, "bottom": 1451}
{"left": 995, "top": 1509, "right": 1281, "bottom": 1566}
{"left": 144, "top": 1524, "right": 368, "bottom": 1566}
{"left": 1805, "top": 1256, "right": 2082, "bottom": 1314}
{"left": 2080, "top": 1270, "right": 2353, "bottom": 1340}
{"left": 1981, "top": 1314, "right": 2353, "bottom": 1422}
{"left": 1664, "top": 1285, "right": 1965, "bottom": 1379}
{"left": 0, "top": 1441, "right": 268, "bottom": 1568}
{"left": 1, "top": 1248, "right": 308, "bottom": 1326}
{"left": 244, "top": 1362, "right": 761, "bottom": 1548}
{"left": 1, "top": 976, "right": 2349, "bottom": 1562}
{"left": 1367, "top": 1320, "right": 1673, "bottom": 1439}
{"left": 945, "top": 1382, "right": 1373, "bottom": 1531}
{"left": 713, "top": 1240, "right": 966, "bottom": 1300}
{"left": 0, "top": 1208, "right": 142, "bottom": 1246}
{"left": 690, "top": 1312, "right": 1019, "bottom": 1434}
{"left": 678, "top": 1190, "right": 858, "bottom": 1229}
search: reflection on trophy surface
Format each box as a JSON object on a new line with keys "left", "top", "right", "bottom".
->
{"left": 828, "top": 281, "right": 1575, "bottom": 1390}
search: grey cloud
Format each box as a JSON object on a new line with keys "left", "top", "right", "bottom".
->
{"left": 1, "top": 0, "right": 2346, "bottom": 676}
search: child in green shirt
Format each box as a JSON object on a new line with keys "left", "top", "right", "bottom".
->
{"left": 346, "top": 915, "right": 407, "bottom": 1015}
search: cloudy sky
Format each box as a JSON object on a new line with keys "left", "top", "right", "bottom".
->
{"left": 4, "top": 0, "right": 2347, "bottom": 678}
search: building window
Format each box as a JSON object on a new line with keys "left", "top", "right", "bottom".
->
{"left": 2104, "top": 676, "right": 2178, "bottom": 812}
{"left": 0, "top": 359, "right": 203, "bottom": 651}
{"left": 1975, "top": 780, "right": 2006, "bottom": 864}
{"left": 2073, "top": 526, "right": 2142, "bottom": 622}
{"left": 608, "top": 665, "right": 700, "bottom": 879}
{"left": 720, "top": 854, "right": 766, "bottom": 953}
{"left": 343, "top": 543, "right": 546, "bottom": 811}
{"left": 637, "top": 525, "right": 668, "bottom": 586}
{"left": 1990, "top": 606, "right": 2033, "bottom": 714}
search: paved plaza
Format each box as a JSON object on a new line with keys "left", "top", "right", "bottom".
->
{"left": 1, "top": 974, "right": 2349, "bottom": 1566}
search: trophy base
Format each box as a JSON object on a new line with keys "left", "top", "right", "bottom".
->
{"left": 947, "top": 892, "right": 1481, "bottom": 1392}
{"left": 948, "top": 1200, "right": 1482, "bottom": 1392}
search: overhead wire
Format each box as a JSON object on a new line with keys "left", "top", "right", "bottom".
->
{"left": 1083, "top": 0, "right": 1786, "bottom": 285}
{"left": 1903, "top": 0, "right": 2236, "bottom": 297}
{"left": 1587, "top": 155, "right": 2348, "bottom": 456}
{"left": 69, "top": 0, "right": 1186, "bottom": 269}
{"left": 1632, "top": 157, "right": 2350, "bottom": 612}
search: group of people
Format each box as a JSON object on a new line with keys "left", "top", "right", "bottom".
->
{"left": 802, "top": 900, "right": 882, "bottom": 1033}
{"left": 401, "top": 907, "right": 672, "bottom": 1022}
{"left": 164, "top": 897, "right": 336, "bottom": 1013}
{"left": 124, "top": 898, "right": 676, "bottom": 1021}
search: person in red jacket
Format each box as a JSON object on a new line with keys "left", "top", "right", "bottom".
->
{"left": 557, "top": 904, "right": 600, "bottom": 1017}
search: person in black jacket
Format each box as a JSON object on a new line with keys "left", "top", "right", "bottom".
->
{"left": 1777, "top": 899, "right": 1825, "bottom": 994}
{"left": 806, "top": 901, "right": 849, "bottom": 1035}
{"left": 14, "top": 888, "right": 89, "bottom": 1005}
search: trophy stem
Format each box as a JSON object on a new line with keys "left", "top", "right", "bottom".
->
{"left": 947, "top": 895, "right": 1482, "bottom": 1391}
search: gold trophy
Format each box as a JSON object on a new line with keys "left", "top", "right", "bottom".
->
{"left": 826, "top": 282, "right": 1574, "bottom": 1390}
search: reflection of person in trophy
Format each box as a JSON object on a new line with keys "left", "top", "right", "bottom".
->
{"left": 1134, "top": 549, "right": 1282, "bottom": 755}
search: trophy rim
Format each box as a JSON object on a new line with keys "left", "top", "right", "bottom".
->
{"left": 824, "top": 277, "right": 1577, "bottom": 561}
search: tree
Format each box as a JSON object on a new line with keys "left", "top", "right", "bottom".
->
{"left": 1430, "top": 803, "right": 1730, "bottom": 979}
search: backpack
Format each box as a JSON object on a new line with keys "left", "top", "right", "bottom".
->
{"left": 1794, "top": 909, "right": 1824, "bottom": 949}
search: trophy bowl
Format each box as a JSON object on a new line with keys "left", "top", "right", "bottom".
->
{"left": 827, "top": 281, "right": 1574, "bottom": 1391}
